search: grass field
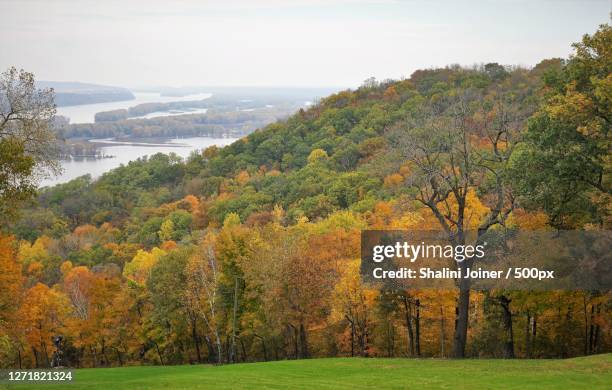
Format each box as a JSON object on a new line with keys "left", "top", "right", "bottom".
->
{"left": 4, "top": 354, "right": 611, "bottom": 389}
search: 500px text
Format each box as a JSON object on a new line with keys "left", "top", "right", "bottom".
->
{"left": 372, "top": 267, "right": 555, "bottom": 280}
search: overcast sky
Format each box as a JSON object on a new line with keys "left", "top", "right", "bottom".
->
{"left": 0, "top": 0, "right": 609, "bottom": 88}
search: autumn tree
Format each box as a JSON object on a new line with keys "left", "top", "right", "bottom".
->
{"left": 186, "top": 231, "right": 223, "bottom": 363}
{"left": 0, "top": 67, "right": 60, "bottom": 223}
{"left": 60, "top": 264, "right": 122, "bottom": 367}
{"left": 391, "top": 68, "right": 536, "bottom": 357}
{"left": 17, "top": 283, "right": 68, "bottom": 368}
{"left": 332, "top": 259, "right": 375, "bottom": 357}
{"left": 511, "top": 24, "right": 611, "bottom": 228}
{"left": 123, "top": 248, "right": 166, "bottom": 286}
{"left": 0, "top": 235, "right": 24, "bottom": 367}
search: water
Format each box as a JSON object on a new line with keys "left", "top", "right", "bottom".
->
{"left": 56, "top": 92, "right": 212, "bottom": 124}
{"left": 40, "top": 136, "right": 237, "bottom": 187}
{"left": 128, "top": 107, "right": 208, "bottom": 120}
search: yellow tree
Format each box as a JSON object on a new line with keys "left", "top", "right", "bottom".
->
{"left": 332, "top": 259, "right": 377, "bottom": 356}
{"left": 62, "top": 265, "right": 122, "bottom": 367}
{"left": 123, "top": 248, "right": 166, "bottom": 286}
{"left": 17, "top": 283, "right": 68, "bottom": 368}
{"left": 186, "top": 231, "right": 223, "bottom": 363}
{"left": 0, "top": 235, "right": 24, "bottom": 367}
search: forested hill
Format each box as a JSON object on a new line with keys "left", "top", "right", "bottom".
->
{"left": 14, "top": 62, "right": 553, "bottom": 239}
{"left": 4, "top": 25, "right": 611, "bottom": 368}
{"left": 37, "top": 81, "right": 135, "bottom": 106}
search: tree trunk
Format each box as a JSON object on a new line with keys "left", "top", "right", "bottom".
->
{"left": 214, "top": 331, "right": 223, "bottom": 364}
{"left": 272, "top": 338, "right": 279, "bottom": 361}
{"left": 116, "top": 348, "right": 124, "bottom": 366}
{"left": 583, "top": 296, "right": 589, "bottom": 356}
{"left": 32, "top": 347, "right": 39, "bottom": 368}
{"left": 415, "top": 299, "right": 421, "bottom": 357}
{"left": 402, "top": 295, "right": 415, "bottom": 356}
{"left": 204, "top": 336, "right": 215, "bottom": 363}
{"left": 532, "top": 313, "right": 537, "bottom": 357}
{"left": 346, "top": 315, "right": 355, "bottom": 357}
{"left": 230, "top": 277, "right": 239, "bottom": 363}
{"left": 42, "top": 341, "right": 50, "bottom": 368}
{"left": 191, "top": 318, "right": 202, "bottom": 363}
{"left": 498, "top": 295, "right": 515, "bottom": 358}
{"left": 254, "top": 334, "right": 268, "bottom": 361}
{"left": 154, "top": 342, "right": 164, "bottom": 365}
{"left": 262, "top": 337, "right": 268, "bottom": 361}
{"left": 440, "top": 307, "right": 446, "bottom": 358}
{"left": 299, "top": 322, "right": 309, "bottom": 358}
{"left": 288, "top": 324, "right": 298, "bottom": 359}
{"left": 561, "top": 304, "right": 572, "bottom": 358}
{"left": 102, "top": 340, "right": 110, "bottom": 367}
{"left": 593, "top": 304, "right": 601, "bottom": 354}
{"left": 238, "top": 337, "right": 247, "bottom": 362}
{"left": 525, "top": 312, "right": 531, "bottom": 358}
{"left": 453, "top": 274, "right": 470, "bottom": 358}
{"left": 91, "top": 347, "right": 97, "bottom": 368}
{"left": 224, "top": 336, "right": 230, "bottom": 363}
{"left": 358, "top": 315, "right": 370, "bottom": 357}
{"left": 386, "top": 321, "right": 395, "bottom": 357}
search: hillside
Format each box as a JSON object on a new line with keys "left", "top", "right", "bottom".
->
{"left": 37, "top": 81, "right": 135, "bottom": 107}
{"left": 25, "top": 63, "right": 547, "bottom": 231}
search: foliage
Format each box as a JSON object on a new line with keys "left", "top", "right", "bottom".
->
{"left": 511, "top": 25, "right": 611, "bottom": 228}
{"left": 0, "top": 67, "right": 60, "bottom": 223}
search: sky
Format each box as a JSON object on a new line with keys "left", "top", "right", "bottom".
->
{"left": 0, "top": 0, "right": 609, "bottom": 88}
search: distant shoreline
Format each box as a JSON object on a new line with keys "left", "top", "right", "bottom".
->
{"left": 89, "top": 137, "right": 189, "bottom": 147}
{"left": 43, "top": 135, "right": 238, "bottom": 187}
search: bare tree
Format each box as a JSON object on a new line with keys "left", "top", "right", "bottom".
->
{"left": 0, "top": 67, "right": 60, "bottom": 221}
{"left": 391, "top": 81, "right": 530, "bottom": 357}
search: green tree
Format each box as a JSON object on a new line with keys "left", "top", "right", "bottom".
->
{"left": 147, "top": 247, "right": 193, "bottom": 364}
{"left": 158, "top": 220, "right": 175, "bottom": 242}
{"left": 511, "top": 24, "right": 611, "bottom": 228}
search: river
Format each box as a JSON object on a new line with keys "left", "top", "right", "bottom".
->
{"left": 40, "top": 136, "right": 237, "bottom": 187}
{"left": 43, "top": 91, "right": 226, "bottom": 187}
{"left": 56, "top": 91, "right": 212, "bottom": 124}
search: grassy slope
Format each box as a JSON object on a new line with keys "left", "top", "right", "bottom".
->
{"left": 5, "top": 354, "right": 611, "bottom": 390}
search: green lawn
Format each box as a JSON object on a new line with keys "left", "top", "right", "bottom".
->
{"left": 4, "top": 354, "right": 611, "bottom": 390}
